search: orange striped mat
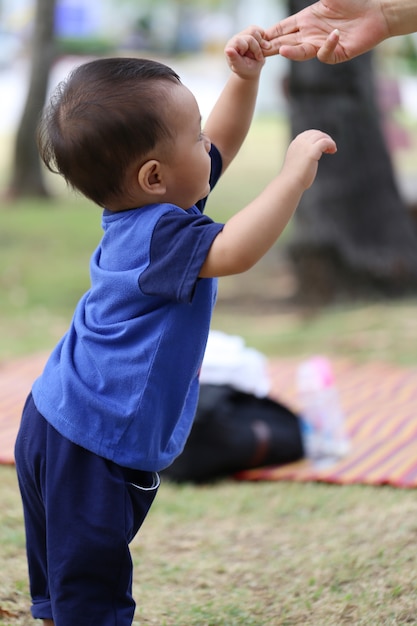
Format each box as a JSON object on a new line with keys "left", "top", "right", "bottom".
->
{"left": 237, "top": 358, "right": 417, "bottom": 488}
{"left": 0, "top": 352, "right": 49, "bottom": 465}
{"left": 1, "top": 353, "right": 417, "bottom": 488}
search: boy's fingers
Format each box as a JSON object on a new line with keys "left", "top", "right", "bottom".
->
{"left": 228, "top": 35, "right": 261, "bottom": 60}
{"left": 246, "top": 36, "right": 265, "bottom": 60}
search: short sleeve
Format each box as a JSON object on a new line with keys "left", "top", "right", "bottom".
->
{"left": 139, "top": 210, "right": 224, "bottom": 303}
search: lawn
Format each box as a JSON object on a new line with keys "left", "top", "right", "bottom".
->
{"left": 2, "top": 115, "right": 417, "bottom": 625}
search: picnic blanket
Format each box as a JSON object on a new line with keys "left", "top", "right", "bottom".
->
{"left": 0, "top": 352, "right": 49, "bottom": 465}
{"left": 237, "top": 358, "right": 417, "bottom": 489}
{"left": 1, "top": 353, "right": 417, "bottom": 488}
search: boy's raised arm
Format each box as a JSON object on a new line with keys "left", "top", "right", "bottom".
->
{"left": 203, "top": 26, "right": 269, "bottom": 173}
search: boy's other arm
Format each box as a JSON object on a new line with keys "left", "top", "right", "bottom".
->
{"left": 203, "top": 26, "right": 269, "bottom": 173}
{"left": 199, "top": 130, "right": 336, "bottom": 278}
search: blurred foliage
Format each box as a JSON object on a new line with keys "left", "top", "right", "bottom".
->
{"left": 377, "top": 34, "right": 417, "bottom": 74}
{"left": 56, "top": 35, "right": 117, "bottom": 56}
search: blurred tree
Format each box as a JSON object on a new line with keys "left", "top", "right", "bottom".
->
{"left": 286, "top": 0, "right": 417, "bottom": 303}
{"left": 7, "top": 0, "right": 57, "bottom": 198}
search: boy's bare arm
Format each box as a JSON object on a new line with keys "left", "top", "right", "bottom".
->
{"left": 203, "top": 26, "right": 269, "bottom": 173}
{"left": 199, "top": 130, "right": 337, "bottom": 278}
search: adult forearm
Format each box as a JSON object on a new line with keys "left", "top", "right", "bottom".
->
{"left": 383, "top": 0, "right": 417, "bottom": 37}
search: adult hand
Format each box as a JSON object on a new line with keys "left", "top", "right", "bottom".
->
{"left": 264, "top": 0, "right": 390, "bottom": 64}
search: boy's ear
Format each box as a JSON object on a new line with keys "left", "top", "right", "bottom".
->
{"left": 137, "top": 159, "right": 166, "bottom": 195}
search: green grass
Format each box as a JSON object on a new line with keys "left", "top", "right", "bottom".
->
{"left": 212, "top": 299, "right": 417, "bottom": 365}
{"left": 2, "top": 116, "right": 417, "bottom": 625}
{"left": 0, "top": 197, "right": 101, "bottom": 358}
{"left": 2, "top": 466, "right": 417, "bottom": 625}
{"left": 3, "top": 194, "right": 417, "bottom": 364}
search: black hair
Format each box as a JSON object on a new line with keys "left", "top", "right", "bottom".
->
{"left": 37, "top": 57, "right": 181, "bottom": 207}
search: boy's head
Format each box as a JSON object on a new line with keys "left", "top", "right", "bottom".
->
{"left": 38, "top": 58, "right": 182, "bottom": 208}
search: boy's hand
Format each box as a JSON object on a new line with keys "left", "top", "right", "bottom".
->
{"left": 283, "top": 129, "right": 337, "bottom": 190}
{"left": 225, "top": 26, "right": 270, "bottom": 79}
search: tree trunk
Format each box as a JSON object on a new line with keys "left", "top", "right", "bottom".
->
{"left": 7, "top": 0, "right": 57, "bottom": 198}
{"left": 286, "top": 0, "right": 417, "bottom": 304}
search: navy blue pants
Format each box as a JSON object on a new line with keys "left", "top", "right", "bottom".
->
{"left": 14, "top": 394, "right": 159, "bottom": 625}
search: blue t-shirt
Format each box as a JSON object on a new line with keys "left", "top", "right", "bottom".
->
{"left": 32, "top": 146, "right": 224, "bottom": 471}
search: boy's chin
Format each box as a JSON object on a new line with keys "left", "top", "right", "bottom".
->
{"left": 198, "top": 184, "right": 211, "bottom": 201}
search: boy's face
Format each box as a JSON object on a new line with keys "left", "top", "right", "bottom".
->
{"left": 162, "top": 84, "right": 212, "bottom": 210}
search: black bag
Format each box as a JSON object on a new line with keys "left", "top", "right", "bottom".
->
{"left": 162, "top": 384, "right": 304, "bottom": 483}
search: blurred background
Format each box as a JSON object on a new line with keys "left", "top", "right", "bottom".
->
{"left": 2, "top": 0, "right": 417, "bottom": 363}
{"left": 0, "top": 0, "right": 288, "bottom": 131}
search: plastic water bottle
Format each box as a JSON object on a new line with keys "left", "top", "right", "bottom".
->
{"left": 296, "top": 356, "right": 350, "bottom": 466}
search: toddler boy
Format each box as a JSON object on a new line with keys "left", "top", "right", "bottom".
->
{"left": 15, "top": 26, "right": 336, "bottom": 625}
